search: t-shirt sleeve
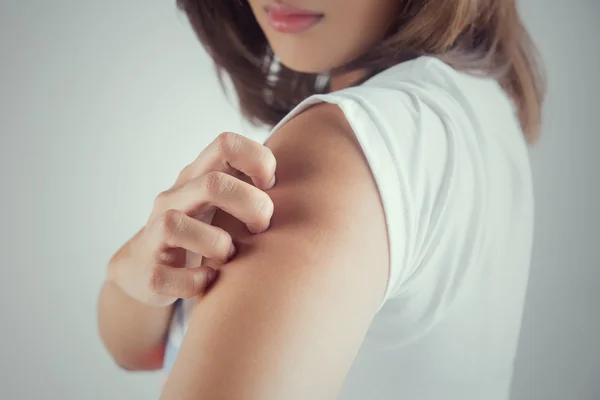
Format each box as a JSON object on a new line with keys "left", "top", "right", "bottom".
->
{"left": 269, "top": 83, "right": 483, "bottom": 326}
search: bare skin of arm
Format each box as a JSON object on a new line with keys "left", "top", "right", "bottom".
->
{"left": 97, "top": 229, "right": 174, "bottom": 371}
{"left": 160, "top": 103, "right": 390, "bottom": 400}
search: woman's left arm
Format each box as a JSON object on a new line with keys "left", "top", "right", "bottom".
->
{"left": 160, "top": 103, "right": 391, "bottom": 400}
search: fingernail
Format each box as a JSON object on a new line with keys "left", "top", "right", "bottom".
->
{"left": 228, "top": 245, "right": 237, "bottom": 259}
{"left": 267, "top": 175, "right": 276, "bottom": 190}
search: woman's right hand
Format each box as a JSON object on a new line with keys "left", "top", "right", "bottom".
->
{"left": 107, "top": 132, "right": 276, "bottom": 307}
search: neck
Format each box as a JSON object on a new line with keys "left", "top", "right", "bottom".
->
{"left": 328, "top": 69, "right": 370, "bottom": 92}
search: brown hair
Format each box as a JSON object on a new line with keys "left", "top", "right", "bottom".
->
{"left": 177, "top": 0, "right": 546, "bottom": 142}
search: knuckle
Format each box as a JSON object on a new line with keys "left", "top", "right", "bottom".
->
{"left": 153, "top": 189, "right": 171, "bottom": 208}
{"left": 216, "top": 131, "right": 242, "bottom": 156}
{"left": 176, "top": 165, "right": 191, "bottom": 183}
{"left": 201, "top": 171, "right": 223, "bottom": 194}
{"left": 202, "top": 171, "right": 236, "bottom": 196}
{"left": 154, "top": 249, "right": 176, "bottom": 265}
{"left": 149, "top": 266, "right": 167, "bottom": 294}
{"left": 159, "top": 209, "right": 186, "bottom": 241}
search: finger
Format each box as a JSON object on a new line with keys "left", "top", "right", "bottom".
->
{"left": 155, "top": 209, "right": 236, "bottom": 263}
{"left": 164, "top": 172, "right": 274, "bottom": 234}
{"left": 150, "top": 264, "right": 218, "bottom": 299}
{"left": 177, "top": 132, "right": 276, "bottom": 191}
{"left": 216, "top": 132, "right": 276, "bottom": 190}
{"left": 195, "top": 171, "right": 274, "bottom": 234}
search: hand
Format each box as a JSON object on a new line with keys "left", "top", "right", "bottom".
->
{"left": 107, "top": 132, "right": 276, "bottom": 307}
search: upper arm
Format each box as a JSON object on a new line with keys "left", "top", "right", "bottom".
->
{"left": 160, "top": 103, "right": 390, "bottom": 400}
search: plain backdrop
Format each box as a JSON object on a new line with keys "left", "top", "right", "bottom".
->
{"left": 0, "top": 1, "right": 598, "bottom": 399}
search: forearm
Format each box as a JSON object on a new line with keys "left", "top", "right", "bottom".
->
{"left": 98, "top": 230, "right": 174, "bottom": 371}
{"left": 98, "top": 280, "right": 173, "bottom": 370}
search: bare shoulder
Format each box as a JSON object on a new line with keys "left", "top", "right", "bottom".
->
{"left": 266, "top": 102, "right": 364, "bottom": 185}
{"left": 203, "top": 100, "right": 391, "bottom": 317}
{"left": 209, "top": 101, "right": 386, "bottom": 265}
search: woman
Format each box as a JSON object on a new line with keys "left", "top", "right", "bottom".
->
{"left": 98, "top": 0, "right": 545, "bottom": 399}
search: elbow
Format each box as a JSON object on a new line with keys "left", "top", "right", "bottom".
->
{"left": 113, "top": 357, "right": 162, "bottom": 372}
{"left": 108, "top": 348, "right": 165, "bottom": 372}
{"left": 100, "top": 335, "right": 165, "bottom": 372}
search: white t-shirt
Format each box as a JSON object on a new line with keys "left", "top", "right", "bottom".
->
{"left": 164, "top": 56, "right": 534, "bottom": 400}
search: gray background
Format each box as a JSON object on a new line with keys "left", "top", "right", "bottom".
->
{"left": 0, "top": 1, "right": 598, "bottom": 399}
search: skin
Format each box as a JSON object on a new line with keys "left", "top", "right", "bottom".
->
{"left": 98, "top": 132, "right": 278, "bottom": 370}
{"left": 160, "top": 2, "right": 398, "bottom": 398}
{"left": 160, "top": 104, "right": 390, "bottom": 400}
{"left": 99, "top": 0, "right": 397, "bottom": 396}
{"left": 247, "top": 0, "right": 399, "bottom": 74}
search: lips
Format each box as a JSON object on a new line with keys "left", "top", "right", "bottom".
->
{"left": 264, "top": 3, "right": 324, "bottom": 33}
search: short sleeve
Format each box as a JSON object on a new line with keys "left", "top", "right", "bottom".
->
{"left": 270, "top": 78, "right": 485, "bottom": 323}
